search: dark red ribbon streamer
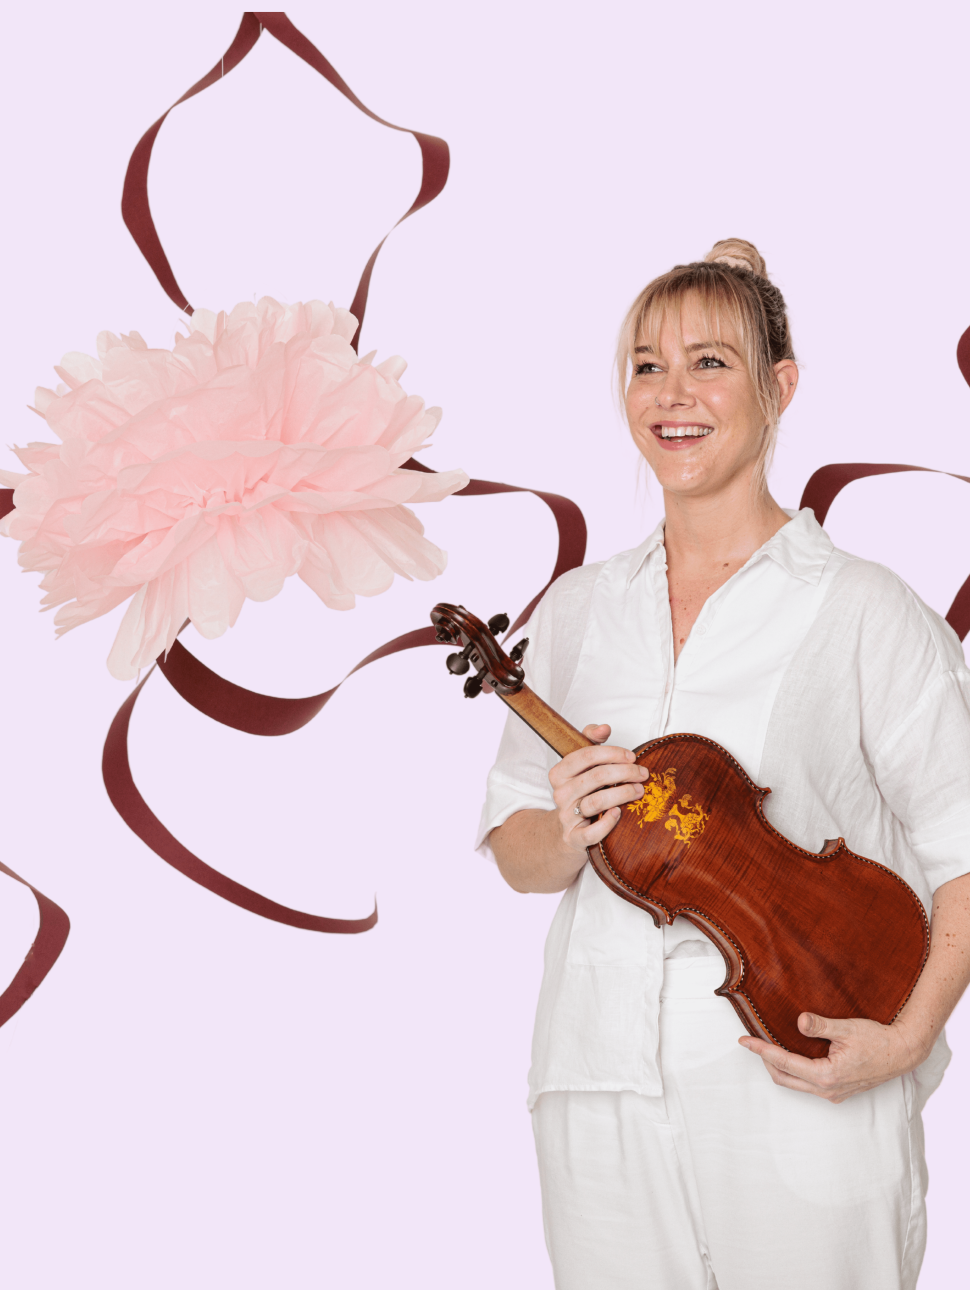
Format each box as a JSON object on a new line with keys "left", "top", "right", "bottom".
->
{"left": 0, "top": 487, "right": 71, "bottom": 1025}
{"left": 107, "top": 10, "right": 588, "bottom": 933}
{"left": 8, "top": 3, "right": 966, "bottom": 1020}
{"left": 121, "top": 11, "right": 449, "bottom": 349}
{"left": 103, "top": 668, "right": 377, "bottom": 933}
{"left": 799, "top": 461, "right": 970, "bottom": 640}
{"left": 104, "top": 476, "right": 585, "bottom": 931}
{"left": 0, "top": 863, "right": 70, "bottom": 1029}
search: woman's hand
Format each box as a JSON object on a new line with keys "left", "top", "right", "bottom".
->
{"left": 549, "top": 723, "right": 649, "bottom": 857}
{"left": 737, "top": 1014, "right": 926, "bottom": 1104}
{"left": 489, "top": 723, "right": 648, "bottom": 894}
{"left": 738, "top": 870, "right": 970, "bottom": 1102}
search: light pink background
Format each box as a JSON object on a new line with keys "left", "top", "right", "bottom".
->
{"left": 2, "top": 4, "right": 969, "bottom": 1285}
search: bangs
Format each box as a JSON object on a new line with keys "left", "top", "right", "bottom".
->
{"left": 628, "top": 276, "right": 758, "bottom": 377}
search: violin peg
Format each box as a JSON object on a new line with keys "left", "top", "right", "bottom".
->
{"left": 509, "top": 637, "right": 530, "bottom": 663}
{"left": 487, "top": 613, "right": 510, "bottom": 636}
{"left": 463, "top": 672, "right": 484, "bottom": 699}
{"left": 446, "top": 652, "right": 471, "bottom": 676}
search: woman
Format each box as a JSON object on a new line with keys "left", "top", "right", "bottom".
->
{"left": 479, "top": 240, "right": 970, "bottom": 1290}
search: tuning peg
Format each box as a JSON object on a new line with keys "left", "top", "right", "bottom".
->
{"left": 463, "top": 671, "right": 484, "bottom": 699}
{"left": 509, "top": 637, "right": 530, "bottom": 663}
{"left": 446, "top": 652, "right": 471, "bottom": 675}
{"left": 487, "top": 613, "right": 510, "bottom": 636}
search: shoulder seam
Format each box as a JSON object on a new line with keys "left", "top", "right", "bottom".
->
{"left": 829, "top": 554, "right": 954, "bottom": 673}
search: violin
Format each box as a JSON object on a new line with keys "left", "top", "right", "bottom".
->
{"left": 431, "top": 601, "right": 930, "bottom": 1059}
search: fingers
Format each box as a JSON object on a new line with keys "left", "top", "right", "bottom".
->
{"left": 552, "top": 755, "right": 647, "bottom": 806}
{"left": 797, "top": 1013, "right": 851, "bottom": 1041}
{"left": 760, "top": 1062, "right": 834, "bottom": 1098}
{"left": 738, "top": 1036, "right": 848, "bottom": 1101}
{"left": 738, "top": 1036, "right": 800, "bottom": 1074}
{"left": 573, "top": 805, "right": 623, "bottom": 848}
{"left": 738, "top": 1036, "right": 832, "bottom": 1085}
{"left": 569, "top": 775, "right": 647, "bottom": 820}
{"left": 550, "top": 738, "right": 638, "bottom": 791}
{"left": 740, "top": 1018, "right": 901, "bottom": 1103}
{"left": 548, "top": 725, "right": 647, "bottom": 855}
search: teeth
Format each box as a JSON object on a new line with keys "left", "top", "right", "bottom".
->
{"left": 659, "top": 425, "right": 713, "bottom": 439}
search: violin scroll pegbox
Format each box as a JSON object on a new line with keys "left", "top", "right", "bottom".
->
{"left": 431, "top": 603, "right": 529, "bottom": 699}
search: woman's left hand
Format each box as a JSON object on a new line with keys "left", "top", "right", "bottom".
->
{"left": 738, "top": 1014, "right": 925, "bottom": 1103}
{"left": 741, "top": 872, "right": 970, "bottom": 1101}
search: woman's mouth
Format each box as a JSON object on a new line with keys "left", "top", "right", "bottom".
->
{"left": 651, "top": 423, "right": 714, "bottom": 451}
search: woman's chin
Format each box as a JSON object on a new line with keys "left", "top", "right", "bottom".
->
{"left": 648, "top": 460, "right": 716, "bottom": 495}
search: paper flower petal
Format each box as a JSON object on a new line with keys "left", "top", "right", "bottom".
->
{"left": 3, "top": 297, "right": 469, "bottom": 678}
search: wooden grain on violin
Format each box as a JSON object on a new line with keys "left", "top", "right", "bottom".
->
{"left": 591, "top": 733, "right": 928, "bottom": 1058}
{"left": 430, "top": 601, "right": 931, "bottom": 1059}
{"left": 499, "top": 688, "right": 591, "bottom": 757}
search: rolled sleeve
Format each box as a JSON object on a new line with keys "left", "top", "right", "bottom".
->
{"left": 475, "top": 711, "right": 557, "bottom": 857}
{"left": 874, "top": 669, "right": 970, "bottom": 895}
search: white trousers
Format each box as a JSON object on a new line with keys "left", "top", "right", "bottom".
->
{"left": 531, "top": 957, "right": 927, "bottom": 1290}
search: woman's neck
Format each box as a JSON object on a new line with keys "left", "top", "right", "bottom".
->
{"left": 662, "top": 481, "right": 790, "bottom": 577}
{"left": 661, "top": 479, "right": 791, "bottom": 662}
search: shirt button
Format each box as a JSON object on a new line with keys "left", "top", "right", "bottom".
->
{"left": 696, "top": 624, "right": 707, "bottom": 636}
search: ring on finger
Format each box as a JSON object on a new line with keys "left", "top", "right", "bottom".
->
{"left": 573, "top": 802, "right": 586, "bottom": 817}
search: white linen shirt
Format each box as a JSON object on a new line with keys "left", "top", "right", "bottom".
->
{"left": 477, "top": 509, "right": 970, "bottom": 1108}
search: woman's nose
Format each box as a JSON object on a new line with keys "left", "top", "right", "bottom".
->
{"left": 656, "top": 374, "right": 692, "bottom": 408}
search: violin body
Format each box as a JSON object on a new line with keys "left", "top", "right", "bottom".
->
{"left": 430, "top": 602, "right": 931, "bottom": 1059}
{"left": 591, "top": 732, "right": 929, "bottom": 1058}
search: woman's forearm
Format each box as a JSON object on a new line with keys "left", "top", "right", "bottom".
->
{"left": 489, "top": 809, "right": 588, "bottom": 894}
{"left": 893, "top": 869, "right": 970, "bottom": 1063}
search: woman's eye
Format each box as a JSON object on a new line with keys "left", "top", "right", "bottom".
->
{"left": 697, "top": 354, "right": 727, "bottom": 370}
{"left": 634, "top": 361, "right": 663, "bottom": 375}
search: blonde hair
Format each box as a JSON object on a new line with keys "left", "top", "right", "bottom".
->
{"left": 616, "top": 238, "right": 796, "bottom": 490}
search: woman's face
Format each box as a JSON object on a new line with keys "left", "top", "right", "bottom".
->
{"left": 625, "top": 293, "right": 796, "bottom": 500}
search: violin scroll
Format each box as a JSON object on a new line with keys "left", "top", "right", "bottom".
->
{"left": 431, "top": 603, "right": 528, "bottom": 698}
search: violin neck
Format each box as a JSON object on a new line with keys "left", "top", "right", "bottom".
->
{"left": 497, "top": 684, "right": 592, "bottom": 757}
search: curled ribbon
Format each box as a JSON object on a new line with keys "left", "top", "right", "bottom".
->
{"left": 798, "top": 327, "right": 970, "bottom": 643}
{"left": 102, "top": 475, "right": 585, "bottom": 930}
{"left": 0, "top": 490, "right": 71, "bottom": 1026}
{"left": 799, "top": 474, "right": 970, "bottom": 640}
{"left": 104, "top": 13, "right": 588, "bottom": 933}
{"left": 0, "top": 858, "right": 70, "bottom": 1030}
{"left": 5, "top": 9, "right": 968, "bottom": 1022}
{"left": 122, "top": 11, "right": 449, "bottom": 349}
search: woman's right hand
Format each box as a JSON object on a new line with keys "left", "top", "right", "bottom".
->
{"left": 490, "top": 723, "right": 649, "bottom": 894}
{"left": 549, "top": 723, "right": 649, "bottom": 857}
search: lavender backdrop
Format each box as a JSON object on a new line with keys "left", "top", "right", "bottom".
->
{"left": 2, "top": 3, "right": 968, "bottom": 1285}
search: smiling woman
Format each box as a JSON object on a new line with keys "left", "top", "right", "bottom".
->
{"left": 618, "top": 238, "right": 797, "bottom": 494}
{"left": 482, "top": 240, "right": 970, "bottom": 1289}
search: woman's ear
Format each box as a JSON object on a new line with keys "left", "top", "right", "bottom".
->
{"left": 775, "top": 360, "right": 799, "bottom": 414}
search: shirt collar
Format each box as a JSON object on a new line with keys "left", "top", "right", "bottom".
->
{"left": 761, "top": 507, "right": 833, "bottom": 584}
{"left": 624, "top": 519, "right": 668, "bottom": 586}
{"left": 623, "top": 507, "right": 833, "bottom": 588}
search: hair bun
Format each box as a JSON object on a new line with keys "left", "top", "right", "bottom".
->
{"left": 704, "top": 238, "right": 767, "bottom": 278}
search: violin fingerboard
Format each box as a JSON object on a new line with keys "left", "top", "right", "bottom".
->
{"left": 498, "top": 687, "right": 592, "bottom": 757}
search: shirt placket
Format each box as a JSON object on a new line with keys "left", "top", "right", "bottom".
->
{"left": 658, "top": 560, "right": 740, "bottom": 737}
{"left": 652, "top": 553, "right": 676, "bottom": 734}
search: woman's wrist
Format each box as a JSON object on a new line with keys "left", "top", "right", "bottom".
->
{"left": 888, "top": 1015, "right": 933, "bottom": 1073}
{"left": 546, "top": 810, "right": 590, "bottom": 880}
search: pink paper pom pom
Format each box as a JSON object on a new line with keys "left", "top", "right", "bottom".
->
{"left": 0, "top": 298, "right": 469, "bottom": 679}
